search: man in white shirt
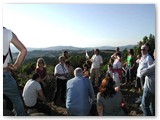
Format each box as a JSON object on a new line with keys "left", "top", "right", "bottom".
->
{"left": 135, "top": 44, "right": 153, "bottom": 104}
{"left": 88, "top": 49, "right": 103, "bottom": 87}
{"left": 53, "top": 56, "right": 69, "bottom": 105}
{"left": 23, "top": 73, "right": 51, "bottom": 115}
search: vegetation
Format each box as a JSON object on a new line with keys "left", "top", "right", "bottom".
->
{"left": 10, "top": 34, "right": 155, "bottom": 116}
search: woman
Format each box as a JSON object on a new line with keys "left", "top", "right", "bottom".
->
{"left": 35, "top": 58, "right": 48, "bottom": 87}
{"left": 96, "top": 76, "right": 125, "bottom": 116}
{"left": 124, "top": 49, "right": 136, "bottom": 84}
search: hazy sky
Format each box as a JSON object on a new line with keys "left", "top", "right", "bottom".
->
{"left": 3, "top": 4, "right": 155, "bottom": 48}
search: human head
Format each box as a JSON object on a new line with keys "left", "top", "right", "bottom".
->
{"left": 83, "top": 63, "right": 89, "bottom": 70}
{"left": 63, "top": 51, "right": 69, "bottom": 59}
{"left": 59, "top": 56, "right": 65, "bottom": 63}
{"left": 65, "top": 60, "right": 71, "bottom": 66}
{"left": 99, "top": 76, "right": 116, "bottom": 98}
{"left": 141, "top": 44, "right": 148, "bottom": 55}
{"left": 74, "top": 67, "right": 83, "bottom": 77}
{"left": 115, "top": 47, "right": 119, "bottom": 52}
{"left": 32, "top": 73, "right": 40, "bottom": 81}
{"left": 128, "top": 49, "right": 134, "bottom": 56}
{"left": 36, "top": 58, "right": 46, "bottom": 68}
{"left": 94, "top": 49, "right": 100, "bottom": 55}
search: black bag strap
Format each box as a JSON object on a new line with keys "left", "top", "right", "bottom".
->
{"left": 3, "top": 47, "right": 13, "bottom": 64}
{"left": 9, "top": 47, "right": 13, "bottom": 63}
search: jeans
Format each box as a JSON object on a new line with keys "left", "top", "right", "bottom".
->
{"left": 141, "top": 89, "right": 155, "bottom": 116}
{"left": 3, "top": 71, "right": 26, "bottom": 116}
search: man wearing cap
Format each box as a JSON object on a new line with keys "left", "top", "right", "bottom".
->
{"left": 135, "top": 44, "right": 153, "bottom": 104}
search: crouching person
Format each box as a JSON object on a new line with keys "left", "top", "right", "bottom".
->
{"left": 66, "top": 68, "right": 95, "bottom": 116}
{"left": 22, "top": 73, "right": 51, "bottom": 115}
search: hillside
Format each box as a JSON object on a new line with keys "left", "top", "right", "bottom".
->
{"left": 12, "top": 45, "right": 135, "bottom": 60}
{"left": 11, "top": 45, "right": 136, "bottom": 53}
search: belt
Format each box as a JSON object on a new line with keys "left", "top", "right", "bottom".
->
{"left": 3, "top": 68, "right": 10, "bottom": 72}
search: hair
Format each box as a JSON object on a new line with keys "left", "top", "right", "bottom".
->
{"left": 129, "top": 49, "right": 134, "bottom": 56}
{"left": 99, "top": 75, "right": 116, "bottom": 98}
{"left": 36, "top": 58, "right": 46, "bottom": 69}
{"left": 94, "top": 49, "right": 100, "bottom": 54}
{"left": 65, "top": 60, "right": 70, "bottom": 65}
{"left": 74, "top": 67, "right": 83, "bottom": 76}
{"left": 59, "top": 56, "right": 65, "bottom": 61}
{"left": 83, "top": 63, "right": 89, "bottom": 70}
{"left": 116, "top": 47, "right": 119, "bottom": 51}
{"left": 32, "top": 73, "right": 40, "bottom": 80}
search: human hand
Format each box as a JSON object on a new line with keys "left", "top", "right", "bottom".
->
{"left": 8, "top": 64, "right": 18, "bottom": 71}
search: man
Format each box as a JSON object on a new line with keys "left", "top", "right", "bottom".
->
{"left": 53, "top": 56, "right": 69, "bottom": 104}
{"left": 66, "top": 68, "right": 95, "bottom": 116}
{"left": 23, "top": 73, "right": 51, "bottom": 115}
{"left": 135, "top": 44, "right": 153, "bottom": 104}
{"left": 88, "top": 49, "right": 103, "bottom": 87}
{"left": 3, "top": 27, "right": 27, "bottom": 116}
{"left": 140, "top": 50, "right": 155, "bottom": 116}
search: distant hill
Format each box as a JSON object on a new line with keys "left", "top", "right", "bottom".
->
{"left": 11, "top": 45, "right": 136, "bottom": 53}
{"left": 11, "top": 45, "right": 136, "bottom": 60}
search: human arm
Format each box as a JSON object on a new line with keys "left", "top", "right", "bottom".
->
{"left": 96, "top": 92, "right": 103, "bottom": 116}
{"left": 37, "top": 89, "right": 46, "bottom": 103}
{"left": 97, "top": 105, "right": 103, "bottom": 116}
{"left": 140, "top": 63, "right": 155, "bottom": 77}
{"left": 8, "top": 32, "right": 27, "bottom": 71}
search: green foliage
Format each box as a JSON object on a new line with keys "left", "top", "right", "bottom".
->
{"left": 16, "top": 34, "right": 155, "bottom": 86}
{"left": 101, "top": 64, "right": 108, "bottom": 73}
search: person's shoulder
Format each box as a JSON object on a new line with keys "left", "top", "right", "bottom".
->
{"left": 55, "top": 63, "right": 61, "bottom": 68}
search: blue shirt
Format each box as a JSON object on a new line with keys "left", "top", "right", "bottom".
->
{"left": 66, "top": 76, "right": 95, "bottom": 115}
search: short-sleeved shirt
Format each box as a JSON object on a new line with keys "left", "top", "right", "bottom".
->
{"left": 3, "top": 28, "right": 13, "bottom": 67}
{"left": 91, "top": 54, "right": 103, "bottom": 68}
{"left": 22, "top": 79, "right": 42, "bottom": 107}
{"left": 54, "top": 63, "right": 68, "bottom": 80}
{"left": 97, "top": 92, "right": 125, "bottom": 116}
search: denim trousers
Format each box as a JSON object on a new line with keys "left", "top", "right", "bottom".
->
{"left": 141, "top": 89, "right": 155, "bottom": 116}
{"left": 3, "top": 71, "right": 26, "bottom": 116}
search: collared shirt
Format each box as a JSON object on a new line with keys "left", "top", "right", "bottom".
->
{"left": 137, "top": 53, "right": 153, "bottom": 77}
{"left": 54, "top": 63, "right": 68, "bottom": 80}
{"left": 66, "top": 76, "right": 95, "bottom": 115}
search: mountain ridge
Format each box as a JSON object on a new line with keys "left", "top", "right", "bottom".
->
{"left": 11, "top": 45, "right": 136, "bottom": 53}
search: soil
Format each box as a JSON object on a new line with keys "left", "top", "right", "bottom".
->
{"left": 47, "top": 81, "right": 143, "bottom": 116}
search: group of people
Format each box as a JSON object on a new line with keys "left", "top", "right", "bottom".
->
{"left": 3, "top": 27, "right": 155, "bottom": 116}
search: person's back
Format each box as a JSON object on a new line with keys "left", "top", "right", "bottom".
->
{"left": 23, "top": 79, "right": 41, "bottom": 107}
{"left": 97, "top": 77, "right": 125, "bottom": 116}
{"left": 66, "top": 68, "right": 94, "bottom": 116}
{"left": 97, "top": 91, "right": 124, "bottom": 116}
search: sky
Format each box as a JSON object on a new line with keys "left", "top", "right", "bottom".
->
{"left": 0, "top": 0, "right": 160, "bottom": 119}
{"left": 2, "top": 3, "right": 155, "bottom": 48}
